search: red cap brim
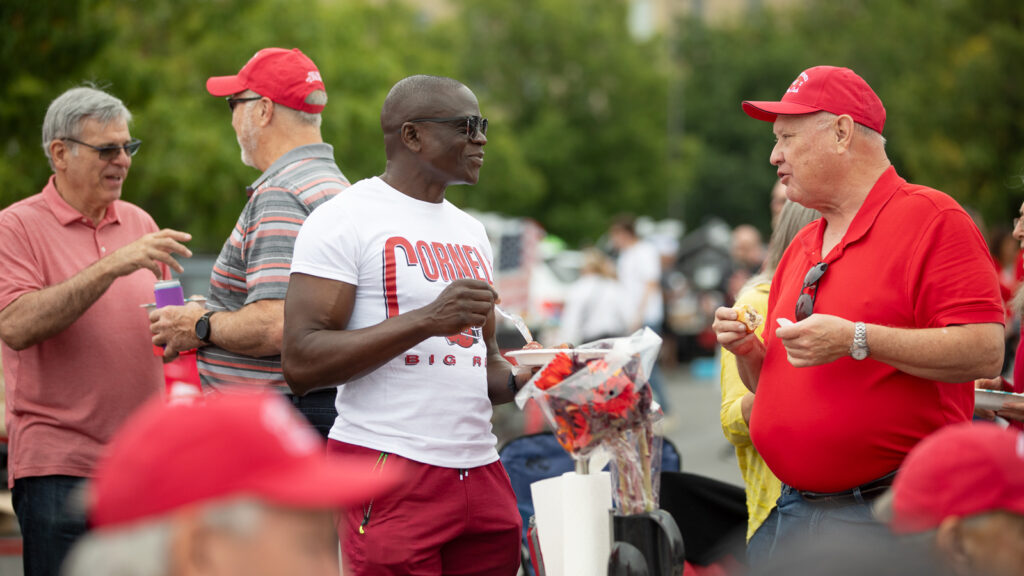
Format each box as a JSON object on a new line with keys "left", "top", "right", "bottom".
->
{"left": 742, "top": 100, "right": 823, "bottom": 123}
{"left": 206, "top": 75, "right": 247, "bottom": 97}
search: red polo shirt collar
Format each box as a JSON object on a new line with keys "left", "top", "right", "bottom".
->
{"left": 798, "top": 166, "right": 903, "bottom": 264}
{"left": 42, "top": 175, "right": 122, "bottom": 228}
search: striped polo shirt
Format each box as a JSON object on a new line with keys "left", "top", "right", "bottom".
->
{"left": 199, "top": 143, "right": 349, "bottom": 391}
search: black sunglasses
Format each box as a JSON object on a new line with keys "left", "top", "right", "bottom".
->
{"left": 407, "top": 116, "right": 488, "bottom": 138}
{"left": 795, "top": 261, "right": 828, "bottom": 321}
{"left": 226, "top": 96, "right": 262, "bottom": 111}
{"left": 64, "top": 137, "right": 142, "bottom": 161}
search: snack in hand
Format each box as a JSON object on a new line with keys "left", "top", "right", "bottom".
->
{"left": 734, "top": 304, "right": 764, "bottom": 334}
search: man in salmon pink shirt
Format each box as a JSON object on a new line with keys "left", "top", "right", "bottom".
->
{"left": 0, "top": 86, "right": 191, "bottom": 576}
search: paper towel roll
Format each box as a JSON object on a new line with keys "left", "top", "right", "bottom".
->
{"left": 531, "top": 471, "right": 612, "bottom": 576}
{"left": 531, "top": 476, "right": 565, "bottom": 576}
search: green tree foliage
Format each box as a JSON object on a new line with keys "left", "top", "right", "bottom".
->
{"left": 676, "top": 0, "right": 1024, "bottom": 237}
{"left": 0, "top": 0, "right": 116, "bottom": 215}
{"left": 2, "top": 0, "right": 1023, "bottom": 251}
{"left": 449, "top": 0, "right": 673, "bottom": 244}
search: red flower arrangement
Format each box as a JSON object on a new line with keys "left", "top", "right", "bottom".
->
{"left": 517, "top": 329, "right": 665, "bottom": 514}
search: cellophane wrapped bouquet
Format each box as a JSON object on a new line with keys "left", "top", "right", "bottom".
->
{"left": 515, "top": 328, "right": 664, "bottom": 515}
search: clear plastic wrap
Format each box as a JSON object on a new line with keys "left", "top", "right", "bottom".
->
{"left": 515, "top": 327, "right": 664, "bottom": 513}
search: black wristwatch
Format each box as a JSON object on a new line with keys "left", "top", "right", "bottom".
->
{"left": 195, "top": 311, "right": 216, "bottom": 344}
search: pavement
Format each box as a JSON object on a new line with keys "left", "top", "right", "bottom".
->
{"left": 660, "top": 359, "right": 744, "bottom": 487}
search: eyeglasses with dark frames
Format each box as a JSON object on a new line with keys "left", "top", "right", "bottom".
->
{"left": 226, "top": 96, "right": 262, "bottom": 111}
{"left": 63, "top": 137, "right": 142, "bottom": 161}
{"left": 407, "top": 116, "right": 488, "bottom": 139}
{"left": 795, "top": 261, "right": 828, "bottom": 321}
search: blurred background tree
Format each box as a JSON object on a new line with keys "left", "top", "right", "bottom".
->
{"left": 2, "top": 0, "right": 1022, "bottom": 250}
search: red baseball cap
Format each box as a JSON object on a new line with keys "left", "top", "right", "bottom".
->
{"left": 206, "top": 47, "right": 326, "bottom": 113}
{"left": 88, "top": 393, "right": 404, "bottom": 530}
{"left": 742, "top": 65, "right": 886, "bottom": 134}
{"left": 883, "top": 423, "right": 1024, "bottom": 534}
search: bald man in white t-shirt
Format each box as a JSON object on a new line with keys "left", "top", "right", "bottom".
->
{"left": 283, "top": 75, "right": 524, "bottom": 576}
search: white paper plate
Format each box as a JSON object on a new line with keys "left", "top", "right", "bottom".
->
{"left": 505, "top": 348, "right": 610, "bottom": 367}
{"left": 975, "top": 389, "right": 1024, "bottom": 411}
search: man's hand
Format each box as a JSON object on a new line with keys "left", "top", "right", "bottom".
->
{"left": 421, "top": 279, "right": 497, "bottom": 336}
{"left": 107, "top": 229, "right": 192, "bottom": 278}
{"left": 775, "top": 313, "right": 852, "bottom": 367}
{"left": 974, "top": 377, "right": 1024, "bottom": 423}
{"left": 713, "top": 306, "right": 763, "bottom": 357}
{"left": 150, "top": 301, "right": 206, "bottom": 359}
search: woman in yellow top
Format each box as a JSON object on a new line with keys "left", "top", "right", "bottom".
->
{"left": 720, "top": 198, "right": 819, "bottom": 563}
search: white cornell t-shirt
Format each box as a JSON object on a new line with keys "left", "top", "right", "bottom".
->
{"left": 291, "top": 177, "right": 498, "bottom": 468}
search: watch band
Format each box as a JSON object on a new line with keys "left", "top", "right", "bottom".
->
{"left": 196, "top": 311, "right": 216, "bottom": 344}
{"left": 851, "top": 321, "right": 869, "bottom": 360}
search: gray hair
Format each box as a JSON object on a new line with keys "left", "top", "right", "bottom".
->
{"left": 261, "top": 89, "right": 325, "bottom": 128}
{"left": 42, "top": 86, "right": 132, "bottom": 171}
{"left": 60, "top": 499, "right": 265, "bottom": 576}
{"left": 816, "top": 111, "right": 886, "bottom": 147}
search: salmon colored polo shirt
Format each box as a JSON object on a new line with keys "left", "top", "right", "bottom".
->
{"left": 751, "top": 167, "right": 1004, "bottom": 493}
{"left": 0, "top": 176, "right": 164, "bottom": 487}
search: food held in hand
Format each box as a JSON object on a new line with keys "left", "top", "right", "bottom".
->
{"left": 734, "top": 304, "right": 764, "bottom": 334}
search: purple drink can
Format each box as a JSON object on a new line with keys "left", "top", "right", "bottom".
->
{"left": 154, "top": 279, "right": 185, "bottom": 308}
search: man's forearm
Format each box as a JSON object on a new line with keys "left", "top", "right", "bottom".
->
{"left": 735, "top": 346, "right": 764, "bottom": 393}
{"left": 868, "top": 322, "right": 1004, "bottom": 382}
{"left": 208, "top": 299, "right": 285, "bottom": 358}
{"left": 0, "top": 257, "right": 121, "bottom": 350}
{"left": 283, "top": 309, "right": 436, "bottom": 394}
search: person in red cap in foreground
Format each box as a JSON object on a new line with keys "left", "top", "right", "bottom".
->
{"left": 713, "top": 65, "right": 1004, "bottom": 559}
{"left": 874, "top": 422, "right": 1024, "bottom": 576}
{"left": 149, "top": 47, "right": 349, "bottom": 438}
{"left": 61, "top": 393, "right": 403, "bottom": 576}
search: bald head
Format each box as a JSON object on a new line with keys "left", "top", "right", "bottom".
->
{"left": 380, "top": 75, "right": 469, "bottom": 134}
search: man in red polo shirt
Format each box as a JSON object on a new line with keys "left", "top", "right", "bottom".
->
{"left": 0, "top": 86, "right": 191, "bottom": 576}
{"left": 713, "top": 66, "right": 1004, "bottom": 558}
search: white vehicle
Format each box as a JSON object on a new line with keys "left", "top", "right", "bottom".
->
{"left": 468, "top": 211, "right": 581, "bottom": 345}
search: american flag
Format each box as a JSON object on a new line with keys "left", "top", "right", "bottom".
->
{"left": 492, "top": 218, "right": 544, "bottom": 317}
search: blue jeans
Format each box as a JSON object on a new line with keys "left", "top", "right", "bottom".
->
{"left": 285, "top": 388, "right": 338, "bottom": 440}
{"left": 746, "top": 506, "right": 778, "bottom": 566}
{"left": 12, "top": 475, "right": 88, "bottom": 576}
{"left": 764, "top": 484, "right": 890, "bottom": 560}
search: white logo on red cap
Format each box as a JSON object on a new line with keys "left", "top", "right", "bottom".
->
{"left": 787, "top": 72, "right": 810, "bottom": 95}
{"left": 1017, "top": 431, "right": 1024, "bottom": 459}
{"left": 306, "top": 71, "right": 322, "bottom": 84}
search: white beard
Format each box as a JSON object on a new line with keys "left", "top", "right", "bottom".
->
{"left": 237, "top": 108, "right": 259, "bottom": 169}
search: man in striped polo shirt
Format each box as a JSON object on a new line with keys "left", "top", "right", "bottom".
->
{"left": 149, "top": 48, "right": 349, "bottom": 437}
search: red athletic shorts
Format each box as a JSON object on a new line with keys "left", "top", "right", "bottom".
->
{"left": 329, "top": 440, "right": 522, "bottom": 576}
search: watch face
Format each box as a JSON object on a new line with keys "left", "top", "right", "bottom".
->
{"left": 852, "top": 347, "right": 868, "bottom": 361}
{"left": 196, "top": 315, "right": 211, "bottom": 342}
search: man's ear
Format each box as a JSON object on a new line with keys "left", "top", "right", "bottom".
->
{"left": 255, "top": 98, "right": 274, "bottom": 128}
{"left": 171, "top": 510, "right": 216, "bottom": 575}
{"left": 935, "top": 516, "right": 972, "bottom": 575}
{"left": 400, "top": 123, "right": 423, "bottom": 153}
{"left": 50, "top": 139, "right": 70, "bottom": 171}
{"left": 835, "top": 114, "right": 854, "bottom": 151}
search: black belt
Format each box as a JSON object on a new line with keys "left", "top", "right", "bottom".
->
{"left": 797, "top": 470, "right": 897, "bottom": 506}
